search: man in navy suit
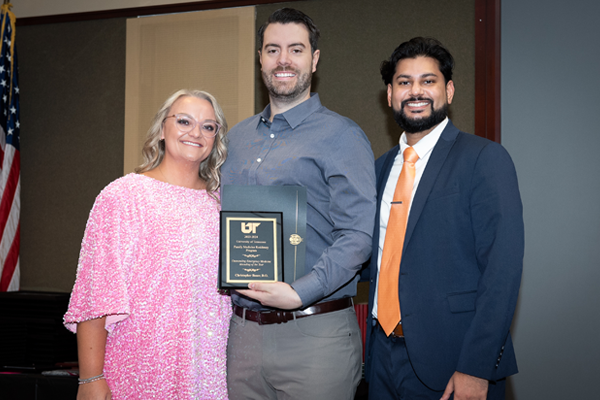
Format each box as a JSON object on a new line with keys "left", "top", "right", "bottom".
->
{"left": 363, "top": 37, "right": 524, "bottom": 399}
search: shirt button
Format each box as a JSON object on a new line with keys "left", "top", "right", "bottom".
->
{"left": 270, "top": 134, "right": 275, "bottom": 138}
{"left": 257, "top": 158, "right": 262, "bottom": 163}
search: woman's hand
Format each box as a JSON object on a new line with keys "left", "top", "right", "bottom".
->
{"left": 77, "top": 378, "right": 112, "bottom": 400}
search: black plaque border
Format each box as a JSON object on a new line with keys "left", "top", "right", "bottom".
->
{"left": 222, "top": 185, "right": 307, "bottom": 284}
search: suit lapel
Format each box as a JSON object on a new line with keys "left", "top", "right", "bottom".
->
{"left": 404, "top": 122, "right": 460, "bottom": 248}
{"left": 371, "top": 145, "right": 399, "bottom": 280}
{"left": 377, "top": 145, "right": 399, "bottom": 201}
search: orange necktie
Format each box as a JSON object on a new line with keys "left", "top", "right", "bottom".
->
{"left": 378, "top": 146, "right": 419, "bottom": 336}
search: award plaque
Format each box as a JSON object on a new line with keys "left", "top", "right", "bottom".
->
{"left": 219, "top": 211, "right": 283, "bottom": 289}
{"left": 221, "top": 185, "right": 307, "bottom": 287}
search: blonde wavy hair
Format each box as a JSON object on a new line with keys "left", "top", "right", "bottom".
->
{"left": 135, "top": 89, "right": 228, "bottom": 199}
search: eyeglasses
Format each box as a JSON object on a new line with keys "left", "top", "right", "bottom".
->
{"left": 163, "top": 114, "right": 222, "bottom": 138}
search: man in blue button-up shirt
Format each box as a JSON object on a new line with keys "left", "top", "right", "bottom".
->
{"left": 221, "top": 8, "right": 376, "bottom": 400}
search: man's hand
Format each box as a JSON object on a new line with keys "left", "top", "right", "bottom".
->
{"left": 440, "top": 371, "right": 488, "bottom": 400}
{"left": 237, "top": 282, "right": 303, "bottom": 310}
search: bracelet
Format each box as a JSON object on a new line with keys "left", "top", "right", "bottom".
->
{"left": 78, "top": 373, "right": 105, "bottom": 385}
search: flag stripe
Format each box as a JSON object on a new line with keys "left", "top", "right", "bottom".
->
{"left": 0, "top": 128, "right": 11, "bottom": 189}
{"left": 0, "top": 149, "right": 18, "bottom": 235}
{"left": 0, "top": 169, "right": 19, "bottom": 274}
{"left": 6, "top": 258, "right": 18, "bottom": 291}
{"left": 0, "top": 222, "right": 18, "bottom": 291}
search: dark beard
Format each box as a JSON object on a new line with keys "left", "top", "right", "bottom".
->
{"left": 393, "top": 98, "right": 449, "bottom": 134}
{"left": 262, "top": 67, "right": 312, "bottom": 103}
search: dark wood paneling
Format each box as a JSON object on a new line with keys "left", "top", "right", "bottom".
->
{"left": 19, "top": 18, "right": 127, "bottom": 292}
{"left": 475, "top": 0, "right": 501, "bottom": 142}
{"left": 256, "top": 0, "right": 476, "bottom": 158}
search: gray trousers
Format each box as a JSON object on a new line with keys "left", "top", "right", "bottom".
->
{"left": 226, "top": 306, "right": 362, "bottom": 400}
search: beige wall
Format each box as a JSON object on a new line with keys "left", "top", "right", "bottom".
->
{"left": 124, "top": 7, "right": 255, "bottom": 174}
{"left": 13, "top": 0, "right": 208, "bottom": 18}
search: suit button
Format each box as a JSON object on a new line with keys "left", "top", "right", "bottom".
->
{"left": 370, "top": 279, "right": 374, "bottom": 283}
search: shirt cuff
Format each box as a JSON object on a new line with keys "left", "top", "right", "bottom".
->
{"left": 291, "top": 273, "right": 325, "bottom": 308}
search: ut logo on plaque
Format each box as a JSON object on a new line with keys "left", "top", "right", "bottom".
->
{"left": 241, "top": 222, "right": 261, "bottom": 234}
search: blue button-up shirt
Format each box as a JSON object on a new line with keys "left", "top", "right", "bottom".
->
{"left": 222, "top": 93, "right": 376, "bottom": 310}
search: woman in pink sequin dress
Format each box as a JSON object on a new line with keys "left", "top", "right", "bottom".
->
{"left": 64, "top": 90, "right": 232, "bottom": 399}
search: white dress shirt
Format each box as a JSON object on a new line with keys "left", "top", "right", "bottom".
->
{"left": 372, "top": 118, "right": 448, "bottom": 319}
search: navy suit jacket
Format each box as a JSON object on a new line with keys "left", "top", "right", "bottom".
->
{"left": 363, "top": 120, "right": 524, "bottom": 391}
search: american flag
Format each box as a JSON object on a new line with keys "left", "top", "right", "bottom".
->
{"left": 0, "top": 3, "right": 20, "bottom": 292}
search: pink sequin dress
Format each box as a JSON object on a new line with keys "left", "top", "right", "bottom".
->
{"left": 64, "top": 174, "right": 231, "bottom": 399}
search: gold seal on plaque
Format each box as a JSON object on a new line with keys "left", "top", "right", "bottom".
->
{"left": 289, "top": 234, "right": 303, "bottom": 246}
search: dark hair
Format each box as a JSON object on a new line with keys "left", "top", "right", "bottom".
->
{"left": 380, "top": 37, "right": 454, "bottom": 85}
{"left": 257, "top": 8, "right": 320, "bottom": 53}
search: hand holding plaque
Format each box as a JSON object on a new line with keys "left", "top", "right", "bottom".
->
{"left": 237, "top": 281, "right": 303, "bottom": 309}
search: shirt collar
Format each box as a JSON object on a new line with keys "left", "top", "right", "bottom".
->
{"left": 257, "top": 93, "right": 322, "bottom": 130}
{"left": 399, "top": 117, "right": 448, "bottom": 159}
